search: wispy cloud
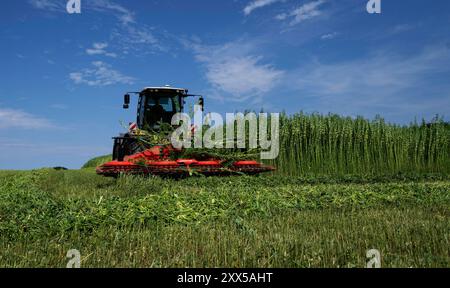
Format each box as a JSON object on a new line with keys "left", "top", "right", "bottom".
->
{"left": 29, "top": 0, "right": 64, "bottom": 12}
{"left": 89, "top": 0, "right": 135, "bottom": 25}
{"left": 111, "top": 24, "right": 166, "bottom": 55}
{"left": 287, "top": 45, "right": 450, "bottom": 120}
{"left": 0, "top": 108, "right": 55, "bottom": 129}
{"left": 189, "top": 41, "right": 284, "bottom": 102}
{"left": 276, "top": 0, "right": 325, "bottom": 25}
{"left": 86, "top": 42, "right": 117, "bottom": 57}
{"left": 390, "top": 24, "right": 416, "bottom": 35}
{"left": 29, "top": 0, "right": 165, "bottom": 55}
{"left": 321, "top": 32, "right": 338, "bottom": 40}
{"left": 89, "top": 0, "right": 164, "bottom": 53}
{"left": 30, "top": 0, "right": 134, "bottom": 24}
{"left": 244, "top": 0, "right": 282, "bottom": 16}
{"left": 69, "top": 61, "right": 135, "bottom": 86}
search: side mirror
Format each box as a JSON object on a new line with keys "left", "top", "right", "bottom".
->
{"left": 199, "top": 97, "right": 204, "bottom": 112}
{"left": 123, "top": 94, "right": 130, "bottom": 109}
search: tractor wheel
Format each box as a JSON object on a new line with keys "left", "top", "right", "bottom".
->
{"left": 113, "top": 136, "right": 144, "bottom": 161}
{"left": 113, "top": 140, "right": 125, "bottom": 161}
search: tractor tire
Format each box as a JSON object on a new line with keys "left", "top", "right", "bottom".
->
{"left": 113, "top": 139, "right": 125, "bottom": 161}
{"left": 112, "top": 136, "right": 144, "bottom": 161}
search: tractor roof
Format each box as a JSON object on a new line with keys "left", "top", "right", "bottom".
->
{"left": 142, "top": 86, "right": 188, "bottom": 94}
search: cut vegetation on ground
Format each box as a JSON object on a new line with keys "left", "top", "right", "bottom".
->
{"left": 0, "top": 169, "right": 448, "bottom": 267}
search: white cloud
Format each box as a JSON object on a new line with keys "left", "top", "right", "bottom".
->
{"left": 88, "top": 0, "right": 162, "bottom": 52}
{"left": 390, "top": 24, "right": 416, "bottom": 35}
{"left": 29, "top": 0, "right": 164, "bottom": 55}
{"left": 89, "top": 42, "right": 107, "bottom": 51}
{"left": 113, "top": 25, "right": 158, "bottom": 46}
{"left": 287, "top": 45, "right": 450, "bottom": 120}
{"left": 95, "top": 1, "right": 164, "bottom": 54}
{"left": 109, "top": 22, "right": 167, "bottom": 56}
{"left": 190, "top": 41, "right": 284, "bottom": 101}
{"left": 244, "top": 0, "right": 282, "bottom": 16}
{"left": 321, "top": 32, "right": 338, "bottom": 40}
{"left": 86, "top": 42, "right": 117, "bottom": 57}
{"left": 29, "top": 0, "right": 135, "bottom": 26}
{"left": 30, "top": 0, "right": 134, "bottom": 24}
{"left": 276, "top": 0, "right": 325, "bottom": 25}
{"left": 89, "top": 0, "right": 135, "bottom": 25}
{"left": 29, "top": 0, "right": 63, "bottom": 11}
{"left": 70, "top": 61, "right": 135, "bottom": 86}
{"left": 0, "top": 108, "right": 55, "bottom": 129}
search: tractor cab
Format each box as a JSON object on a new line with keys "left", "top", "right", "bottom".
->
{"left": 138, "top": 87, "right": 188, "bottom": 130}
{"left": 124, "top": 86, "right": 190, "bottom": 130}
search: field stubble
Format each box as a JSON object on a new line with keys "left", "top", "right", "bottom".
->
{"left": 0, "top": 169, "right": 448, "bottom": 268}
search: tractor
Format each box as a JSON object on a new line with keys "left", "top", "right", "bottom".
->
{"left": 96, "top": 86, "right": 275, "bottom": 177}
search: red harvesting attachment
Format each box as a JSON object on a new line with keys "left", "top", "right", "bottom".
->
{"left": 96, "top": 145, "right": 275, "bottom": 177}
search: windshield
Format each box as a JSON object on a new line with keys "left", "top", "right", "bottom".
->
{"left": 145, "top": 95, "right": 181, "bottom": 113}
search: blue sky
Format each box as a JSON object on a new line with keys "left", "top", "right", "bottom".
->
{"left": 1, "top": 0, "right": 450, "bottom": 169}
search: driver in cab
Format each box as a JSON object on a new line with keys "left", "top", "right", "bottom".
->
{"left": 146, "top": 98, "right": 165, "bottom": 126}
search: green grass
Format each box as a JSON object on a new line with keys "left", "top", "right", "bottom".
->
{"left": 81, "top": 155, "right": 112, "bottom": 169}
{"left": 268, "top": 113, "right": 450, "bottom": 176}
{"left": 0, "top": 169, "right": 448, "bottom": 267}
